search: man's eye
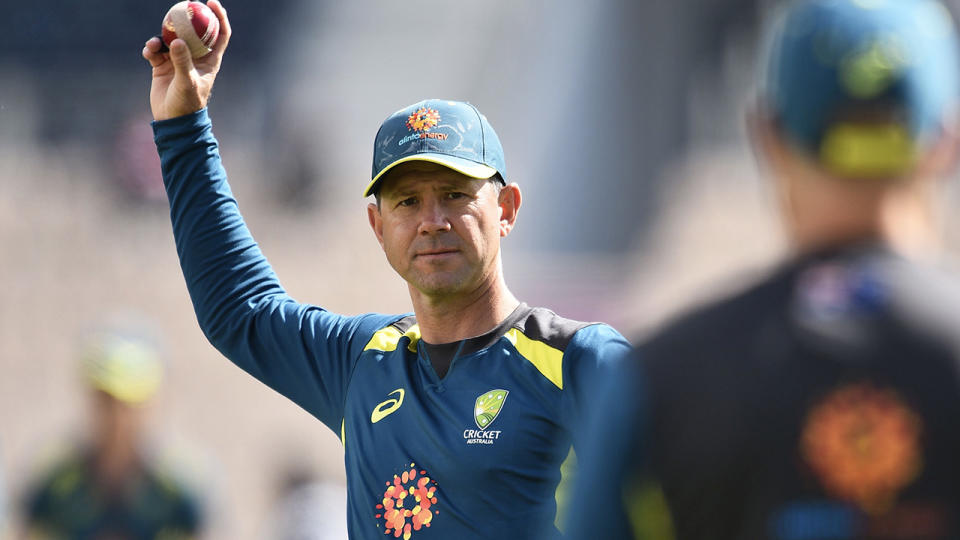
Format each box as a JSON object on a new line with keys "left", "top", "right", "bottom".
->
{"left": 397, "top": 197, "right": 417, "bottom": 207}
{"left": 446, "top": 192, "right": 465, "bottom": 200}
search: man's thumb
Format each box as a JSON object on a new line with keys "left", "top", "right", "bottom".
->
{"left": 168, "top": 39, "right": 195, "bottom": 75}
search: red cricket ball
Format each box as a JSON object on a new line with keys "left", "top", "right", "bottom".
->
{"left": 161, "top": 1, "right": 219, "bottom": 58}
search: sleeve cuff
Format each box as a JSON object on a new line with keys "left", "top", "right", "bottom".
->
{"left": 151, "top": 108, "right": 211, "bottom": 144}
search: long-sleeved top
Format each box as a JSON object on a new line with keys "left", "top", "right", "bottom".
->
{"left": 153, "top": 109, "right": 630, "bottom": 540}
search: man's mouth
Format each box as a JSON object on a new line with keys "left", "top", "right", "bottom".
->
{"left": 415, "top": 248, "right": 459, "bottom": 258}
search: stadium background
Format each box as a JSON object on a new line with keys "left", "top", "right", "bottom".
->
{"left": 2, "top": 0, "right": 959, "bottom": 537}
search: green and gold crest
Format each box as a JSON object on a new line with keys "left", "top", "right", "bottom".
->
{"left": 474, "top": 389, "right": 509, "bottom": 430}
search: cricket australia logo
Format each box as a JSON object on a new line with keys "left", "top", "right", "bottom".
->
{"left": 463, "top": 389, "right": 508, "bottom": 445}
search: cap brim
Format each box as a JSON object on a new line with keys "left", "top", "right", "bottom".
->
{"left": 88, "top": 364, "right": 162, "bottom": 404}
{"left": 363, "top": 153, "right": 498, "bottom": 198}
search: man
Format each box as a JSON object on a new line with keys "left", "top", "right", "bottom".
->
{"left": 566, "top": 1, "right": 960, "bottom": 539}
{"left": 141, "top": 3, "right": 629, "bottom": 539}
{"left": 21, "top": 331, "right": 204, "bottom": 540}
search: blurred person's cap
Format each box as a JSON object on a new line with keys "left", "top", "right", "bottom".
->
{"left": 764, "top": 0, "right": 960, "bottom": 178}
{"left": 81, "top": 332, "right": 163, "bottom": 404}
{"left": 364, "top": 99, "right": 507, "bottom": 197}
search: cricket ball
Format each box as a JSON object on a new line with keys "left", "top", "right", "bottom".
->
{"left": 161, "top": 1, "right": 220, "bottom": 58}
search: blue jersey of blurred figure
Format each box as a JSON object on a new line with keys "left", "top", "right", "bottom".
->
{"left": 566, "top": 246, "right": 960, "bottom": 539}
{"left": 565, "top": 1, "right": 960, "bottom": 538}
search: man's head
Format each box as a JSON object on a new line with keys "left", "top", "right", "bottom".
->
{"left": 365, "top": 100, "right": 521, "bottom": 300}
{"left": 757, "top": 0, "right": 960, "bottom": 181}
{"left": 81, "top": 331, "right": 163, "bottom": 443}
{"left": 364, "top": 99, "right": 508, "bottom": 198}
{"left": 753, "top": 0, "right": 960, "bottom": 250}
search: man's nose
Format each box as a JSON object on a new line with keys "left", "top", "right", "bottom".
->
{"left": 417, "top": 198, "right": 452, "bottom": 234}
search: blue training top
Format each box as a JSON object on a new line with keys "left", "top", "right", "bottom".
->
{"left": 153, "top": 109, "right": 630, "bottom": 540}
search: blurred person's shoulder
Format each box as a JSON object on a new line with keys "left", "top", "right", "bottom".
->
{"left": 127, "top": 442, "right": 209, "bottom": 531}
{"left": 865, "top": 247, "right": 960, "bottom": 348}
{"left": 20, "top": 442, "right": 95, "bottom": 522}
{"left": 635, "top": 258, "right": 793, "bottom": 361}
{"left": 140, "top": 438, "right": 214, "bottom": 507}
{"left": 22, "top": 441, "right": 89, "bottom": 490}
{"left": 638, "top": 243, "right": 960, "bottom": 369}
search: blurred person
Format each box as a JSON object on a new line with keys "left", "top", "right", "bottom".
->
{"left": 111, "top": 113, "right": 167, "bottom": 204}
{"left": 141, "top": 3, "right": 629, "bottom": 539}
{"left": 1, "top": 443, "right": 8, "bottom": 539}
{"left": 566, "top": 0, "right": 960, "bottom": 539}
{"left": 262, "top": 462, "right": 348, "bottom": 540}
{"left": 20, "top": 331, "right": 204, "bottom": 540}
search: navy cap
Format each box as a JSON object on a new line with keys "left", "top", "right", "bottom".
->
{"left": 364, "top": 99, "right": 507, "bottom": 197}
{"left": 764, "top": 0, "right": 960, "bottom": 178}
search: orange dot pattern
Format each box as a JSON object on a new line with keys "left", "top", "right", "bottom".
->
{"left": 801, "top": 382, "right": 923, "bottom": 515}
{"left": 405, "top": 108, "right": 441, "bottom": 133}
{"left": 374, "top": 463, "right": 439, "bottom": 539}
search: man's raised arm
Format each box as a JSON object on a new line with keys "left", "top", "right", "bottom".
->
{"left": 142, "top": 2, "right": 391, "bottom": 430}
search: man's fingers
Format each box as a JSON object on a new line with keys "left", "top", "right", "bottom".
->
{"left": 207, "top": 0, "right": 232, "bottom": 54}
{"left": 145, "top": 36, "right": 164, "bottom": 52}
{"left": 143, "top": 37, "right": 168, "bottom": 67}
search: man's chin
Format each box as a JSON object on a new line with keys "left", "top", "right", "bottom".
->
{"left": 415, "top": 283, "right": 463, "bottom": 298}
{"left": 409, "top": 274, "right": 470, "bottom": 298}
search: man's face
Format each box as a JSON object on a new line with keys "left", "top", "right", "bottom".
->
{"left": 91, "top": 389, "right": 144, "bottom": 445}
{"left": 368, "top": 163, "right": 515, "bottom": 299}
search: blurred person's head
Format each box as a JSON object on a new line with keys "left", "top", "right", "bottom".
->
{"left": 80, "top": 331, "right": 163, "bottom": 468}
{"left": 751, "top": 0, "right": 960, "bottom": 255}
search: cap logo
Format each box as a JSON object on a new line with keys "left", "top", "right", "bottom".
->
{"left": 399, "top": 107, "right": 448, "bottom": 146}
{"left": 406, "top": 107, "right": 440, "bottom": 132}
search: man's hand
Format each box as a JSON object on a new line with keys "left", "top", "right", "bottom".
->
{"left": 142, "top": 0, "right": 232, "bottom": 121}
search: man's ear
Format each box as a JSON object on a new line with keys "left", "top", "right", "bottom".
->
{"left": 917, "top": 113, "right": 960, "bottom": 180}
{"left": 747, "top": 101, "right": 781, "bottom": 174}
{"left": 498, "top": 183, "right": 522, "bottom": 237}
{"left": 748, "top": 102, "right": 804, "bottom": 190}
{"left": 367, "top": 202, "right": 385, "bottom": 248}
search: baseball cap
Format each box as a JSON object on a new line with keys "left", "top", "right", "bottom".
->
{"left": 81, "top": 332, "right": 163, "bottom": 404}
{"left": 364, "top": 99, "right": 507, "bottom": 197}
{"left": 763, "top": 0, "right": 960, "bottom": 178}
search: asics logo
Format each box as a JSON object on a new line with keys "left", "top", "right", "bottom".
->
{"left": 371, "top": 389, "right": 405, "bottom": 424}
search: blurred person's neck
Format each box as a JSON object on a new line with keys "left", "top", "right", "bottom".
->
{"left": 753, "top": 117, "right": 952, "bottom": 262}
{"left": 93, "top": 429, "right": 142, "bottom": 489}
{"left": 781, "top": 170, "right": 941, "bottom": 260}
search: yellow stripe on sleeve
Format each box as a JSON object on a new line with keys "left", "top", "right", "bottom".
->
{"left": 504, "top": 328, "right": 564, "bottom": 389}
{"left": 363, "top": 326, "right": 402, "bottom": 352}
{"left": 363, "top": 324, "right": 421, "bottom": 353}
{"left": 554, "top": 446, "right": 577, "bottom": 530}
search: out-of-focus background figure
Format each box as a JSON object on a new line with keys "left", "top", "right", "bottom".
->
{"left": 566, "top": 0, "right": 960, "bottom": 539}
{"left": 18, "top": 329, "right": 206, "bottom": 540}
{"left": 261, "top": 458, "right": 347, "bottom": 540}
{"left": 0, "top": 445, "right": 8, "bottom": 539}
